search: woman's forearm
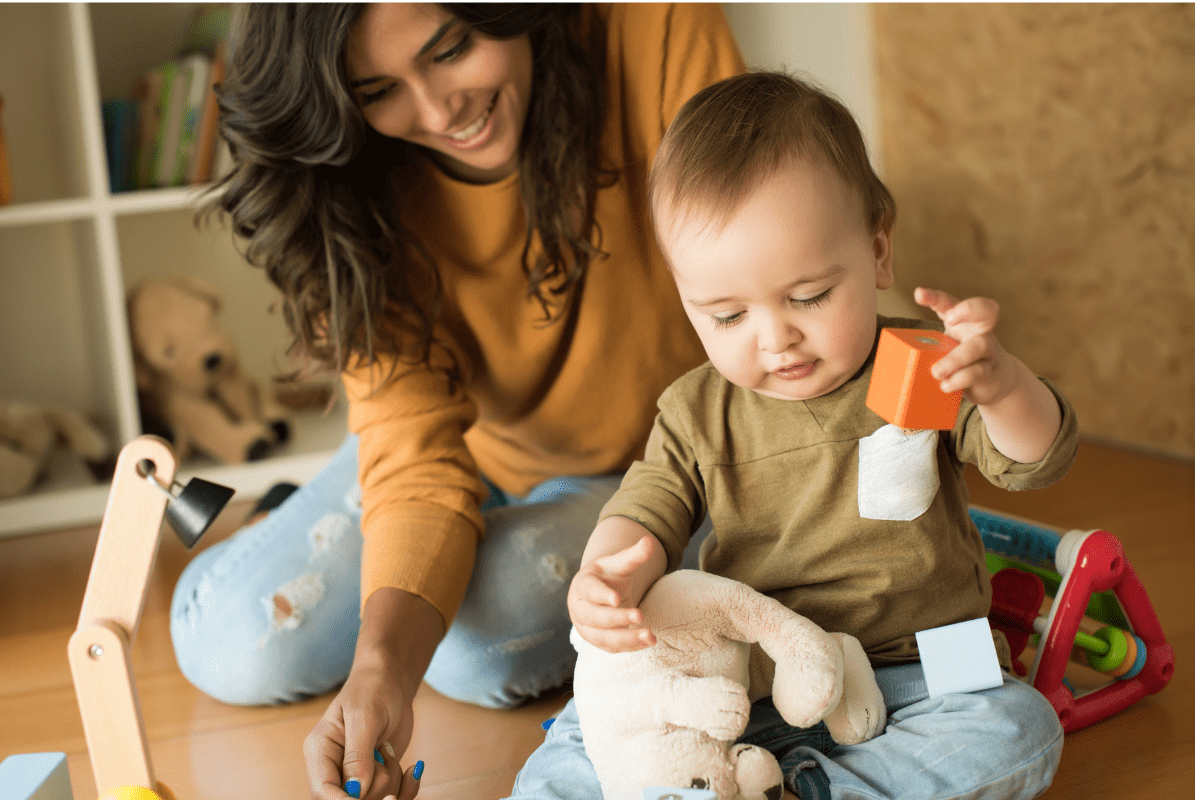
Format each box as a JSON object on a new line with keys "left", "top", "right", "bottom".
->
{"left": 354, "top": 586, "right": 446, "bottom": 701}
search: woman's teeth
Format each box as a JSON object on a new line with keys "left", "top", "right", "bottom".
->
{"left": 448, "top": 97, "right": 496, "bottom": 141}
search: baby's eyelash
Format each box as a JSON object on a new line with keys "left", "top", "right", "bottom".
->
{"left": 792, "top": 289, "right": 833, "bottom": 310}
{"left": 711, "top": 312, "right": 744, "bottom": 329}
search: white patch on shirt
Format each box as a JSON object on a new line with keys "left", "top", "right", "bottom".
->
{"left": 858, "top": 425, "right": 939, "bottom": 521}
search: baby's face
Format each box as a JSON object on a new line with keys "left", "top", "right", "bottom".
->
{"left": 659, "top": 158, "right": 894, "bottom": 401}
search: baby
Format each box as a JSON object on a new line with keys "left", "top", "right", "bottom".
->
{"left": 510, "top": 72, "right": 1077, "bottom": 800}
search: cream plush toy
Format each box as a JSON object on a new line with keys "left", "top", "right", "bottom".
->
{"left": 0, "top": 398, "right": 111, "bottom": 498}
{"left": 571, "top": 570, "right": 887, "bottom": 800}
{"left": 128, "top": 275, "right": 291, "bottom": 464}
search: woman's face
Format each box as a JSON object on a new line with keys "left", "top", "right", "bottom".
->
{"left": 345, "top": 3, "right": 533, "bottom": 184}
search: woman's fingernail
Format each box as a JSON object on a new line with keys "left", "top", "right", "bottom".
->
{"left": 343, "top": 778, "right": 361, "bottom": 798}
{"left": 374, "top": 748, "right": 385, "bottom": 765}
{"left": 413, "top": 760, "right": 425, "bottom": 781}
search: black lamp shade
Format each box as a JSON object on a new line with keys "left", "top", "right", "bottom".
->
{"left": 166, "top": 478, "right": 235, "bottom": 549}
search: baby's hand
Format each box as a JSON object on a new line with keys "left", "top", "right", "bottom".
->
{"left": 568, "top": 535, "right": 660, "bottom": 653}
{"left": 914, "top": 287, "right": 1020, "bottom": 408}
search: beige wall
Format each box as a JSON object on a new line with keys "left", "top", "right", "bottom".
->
{"left": 874, "top": 3, "right": 1194, "bottom": 457}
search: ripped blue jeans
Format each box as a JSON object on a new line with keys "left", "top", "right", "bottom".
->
{"left": 169, "top": 433, "right": 665, "bottom": 708}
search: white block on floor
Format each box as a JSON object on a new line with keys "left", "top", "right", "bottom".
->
{"left": 0, "top": 753, "right": 73, "bottom": 800}
{"left": 916, "top": 617, "right": 1004, "bottom": 697}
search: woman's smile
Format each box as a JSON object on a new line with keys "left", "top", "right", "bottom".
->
{"left": 443, "top": 92, "right": 498, "bottom": 148}
{"left": 346, "top": 4, "right": 533, "bottom": 183}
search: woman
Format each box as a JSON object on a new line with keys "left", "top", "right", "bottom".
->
{"left": 171, "top": 4, "right": 743, "bottom": 799}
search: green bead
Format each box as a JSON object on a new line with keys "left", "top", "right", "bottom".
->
{"left": 1086, "top": 626, "right": 1128, "bottom": 673}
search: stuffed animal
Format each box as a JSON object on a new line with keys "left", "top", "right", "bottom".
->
{"left": 571, "top": 570, "right": 887, "bottom": 800}
{"left": 127, "top": 275, "right": 291, "bottom": 464}
{"left": 0, "top": 398, "right": 111, "bottom": 498}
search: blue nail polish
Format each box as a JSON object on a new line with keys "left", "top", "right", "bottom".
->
{"left": 343, "top": 779, "right": 361, "bottom": 798}
{"left": 413, "top": 760, "right": 425, "bottom": 781}
{"left": 541, "top": 717, "right": 556, "bottom": 730}
{"left": 374, "top": 748, "right": 385, "bottom": 765}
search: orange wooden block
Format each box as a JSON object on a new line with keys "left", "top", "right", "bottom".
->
{"left": 866, "top": 327, "right": 963, "bottom": 430}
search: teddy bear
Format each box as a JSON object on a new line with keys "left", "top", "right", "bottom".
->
{"left": 571, "top": 569, "right": 887, "bottom": 800}
{"left": 0, "top": 398, "right": 112, "bottom": 498}
{"left": 127, "top": 275, "right": 291, "bottom": 464}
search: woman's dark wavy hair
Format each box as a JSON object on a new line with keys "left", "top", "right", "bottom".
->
{"left": 201, "top": 4, "right": 609, "bottom": 381}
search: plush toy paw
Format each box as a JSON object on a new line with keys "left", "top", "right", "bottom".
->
{"left": 732, "top": 743, "right": 785, "bottom": 800}
{"left": 822, "top": 633, "right": 887, "bottom": 745}
{"left": 672, "top": 675, "right": 751, "bottom": 741}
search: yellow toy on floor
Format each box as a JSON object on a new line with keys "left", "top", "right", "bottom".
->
{"left": 100, "top": 786, "right": 174, "bottom": 800}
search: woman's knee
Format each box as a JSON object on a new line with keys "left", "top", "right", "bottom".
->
{"left": 423, "top": 493, "right": 608, "bottom": 708}
{"left": 425, "top": 620, "right": 576, "bottom": 709}
{"left": 170, "top": 537, "right": 362, "bottom": 704}
{"left": 169, "top": 440, "right": 366, "bottom": 705}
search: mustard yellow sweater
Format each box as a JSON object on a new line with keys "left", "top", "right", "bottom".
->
{"left": 342, "top": 4, "right": 745, "bottom": 624}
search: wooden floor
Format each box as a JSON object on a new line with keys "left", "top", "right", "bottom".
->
{"left": 0, "top": 438, "right": 1192, "bottom": 800}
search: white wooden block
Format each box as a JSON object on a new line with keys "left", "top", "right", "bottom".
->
{"left": 0, "top": 753, "right": 73, "bottom": 800}
{"left": 916, "top": 617, "right": 1004, "bottom": 697}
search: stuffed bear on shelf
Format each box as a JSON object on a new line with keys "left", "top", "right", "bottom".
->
{"left": 127, "top": 274, "right": 291, "bottom": 465}
{"left": 0, "top": 398, "right": 112, "bottom": 499}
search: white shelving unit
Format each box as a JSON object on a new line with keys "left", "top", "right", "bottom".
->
{"left": 0, "top": 3, "right": 346, "bottom": 537}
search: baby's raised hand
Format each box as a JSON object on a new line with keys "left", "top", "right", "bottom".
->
{"left": 568, "top": 535, "right": 660, "bottom": 653}
{"left": 914, "top": 287, "right": 1020, "bottom": 408}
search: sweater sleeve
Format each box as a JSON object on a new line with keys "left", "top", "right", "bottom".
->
{"left": 342, "top": 340, "right": 490, "bottom": 625}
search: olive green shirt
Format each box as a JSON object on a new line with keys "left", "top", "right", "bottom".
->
{"left": 600, "top": 316, "right": 1079, "bottom": 666}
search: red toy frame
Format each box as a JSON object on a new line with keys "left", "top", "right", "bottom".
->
{"left": 1021, "top": 529, "right": 1174, "bottom": 732}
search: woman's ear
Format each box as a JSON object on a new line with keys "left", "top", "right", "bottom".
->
{"left": 873, "top": 228, "right": 894, "bottom": 290}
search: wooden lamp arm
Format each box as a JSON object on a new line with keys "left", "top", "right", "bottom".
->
{"left": 68, "top": 436, "right": 177, "bottom": 799}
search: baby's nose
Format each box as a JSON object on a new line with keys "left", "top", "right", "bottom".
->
{"left": 759, "top": 319, "right": 800, "bottom": 354}
{"left": 204, "top": 353, "right": 222, "bottom": 372}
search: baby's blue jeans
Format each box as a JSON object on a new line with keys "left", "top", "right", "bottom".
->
{"left": 511, "top": 666, "right": 1063, "bottom": 800}
{"left": 169, "top": 433, "right": 669, "bottom": 708}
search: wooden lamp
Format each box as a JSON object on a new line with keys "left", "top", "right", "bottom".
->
{"left": 67, "top": 435, "right": 233, "bottom": 800}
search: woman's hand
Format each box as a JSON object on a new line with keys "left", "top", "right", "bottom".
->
{"left": 305, "top": 587, "right": 443, "bottom": 800}
{"left": 303, "top": 660, "right": 420, "bottom": 800}
{"left": 569, "top": 530, "right": 666, "bottom": 653}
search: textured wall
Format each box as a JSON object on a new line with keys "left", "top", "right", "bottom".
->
{"left": 874, "top": 4, "right": 1194, "bottom": 457}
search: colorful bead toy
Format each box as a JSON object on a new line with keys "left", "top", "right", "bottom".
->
{"left": 974, "top": 509, "right": 1174, "bottom": 732}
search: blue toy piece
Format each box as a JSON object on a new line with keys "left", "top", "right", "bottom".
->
{"left": 0, "top": 753, "right": 73, "bottom": 800}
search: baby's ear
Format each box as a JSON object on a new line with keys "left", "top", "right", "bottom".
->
{"left": 873, "top": 228, "right": 894, "bottom": 290}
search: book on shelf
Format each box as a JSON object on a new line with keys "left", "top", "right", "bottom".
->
{"left": 172, "top": 52, "right": 212, "bottom": 187}
{"left": 188, "top": 39, "right": 227, "bottom": 185}
{"left": 105, "top": 5, "right": 231, "bottom": 193}
{"left": 132, "top": 62, "right": 172, "bottom": 190}
{"left": 101, "top": 98, "right": 139, "bottom": 193}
